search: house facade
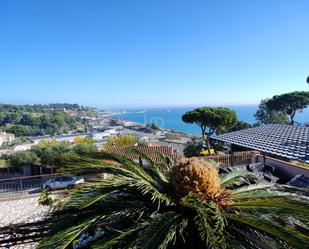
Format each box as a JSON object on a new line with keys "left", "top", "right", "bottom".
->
{"left": 0, "top": 132, "right": 15, "bottom": 146}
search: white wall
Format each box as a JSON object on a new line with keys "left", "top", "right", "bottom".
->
{"left": 256, "top": 155, "right": 309, "bottom": 179}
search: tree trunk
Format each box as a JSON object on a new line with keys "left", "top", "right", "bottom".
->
{"left": 206, "top": 133, "right": 211, "bottom": 155}
{"left": 290, "top": 110, "right": 296, "bottom": 125}
{"left": 201, "top": 126, "right": 207, "bottom": 150}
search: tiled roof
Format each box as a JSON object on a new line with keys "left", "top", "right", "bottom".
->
{"left": 212, "top": 124, "right": 309, "bottom": 163}
{"left": 105, "top": 146, "right": 177, "bottom": 163}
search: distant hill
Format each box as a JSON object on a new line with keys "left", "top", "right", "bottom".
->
{"left": 0, "top": 103, "right": 92, "bottom": 137}
{"left": 0, "top": 103, "right": 91, "bottom": 113}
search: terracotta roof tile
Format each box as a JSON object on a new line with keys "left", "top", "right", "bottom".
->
{"left": 105, "top": 146, "right": 178, "bottom": 163}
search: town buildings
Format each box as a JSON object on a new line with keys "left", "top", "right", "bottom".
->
{"left": 0, "top": 132, "right": 15, "bottom": 146}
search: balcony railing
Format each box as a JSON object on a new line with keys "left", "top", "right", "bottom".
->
{"left": 0, "top": 173, "right": 99, "bottom": 199}
{"left": 205, "top": 151, "right": 259, "bottom": 166}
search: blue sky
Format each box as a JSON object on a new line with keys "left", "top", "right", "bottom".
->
{"left": 0, "top": 0, "right": 308, "bottom": 109}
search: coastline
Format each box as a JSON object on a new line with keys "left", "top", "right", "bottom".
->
{"left": 110, "top": 113, "right": 199, "bottom": 137}
{"left": 107, "top": 106, "right": 309, "bottom": 135}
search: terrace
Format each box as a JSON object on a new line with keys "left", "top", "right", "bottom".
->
{"left": 211, "top": 124, "right": 309, "bottom": 181}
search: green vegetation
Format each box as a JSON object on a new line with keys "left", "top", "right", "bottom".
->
{"left": 73, "top": 136, "right": 94, "bottom": 145}
{"left": 30, "top": 142, "right": 72, "bottom": 167}
{"left": 3, "top": 139, "right": 97, "bottom": 169}
{"left": 145, "top": 123, "right": 159, "bottom": 133}
{"left": 2, "top": 152, "right": 308, "bottom": 248}
{"left": 0, "top": 103, "right": 82, "bottom": 113}
{"left": 0, "top": 103, "right": 86, "bottom": 136}
{"left": 182, "top": 107, "right": 237, "bottom": 153}
{"left": 6, "top": 151, "right": 41, "bottom": 168}
{"left": 163, "top": 132, "right": 181, "bottom": 141}
{"left": 255, "top": 99, "right": 289, "bottom": 125}
{"left": 228, "top": 120, "right": 252, "bottom": 132}
{"left": 72, "top": 143, "right": 97, "bottom": 155}
{"left": 38, "top": 190, "right": 54, "bottom": 206}
{"left": 266, "top": 91, "right": 309, "bottom": 125}
{"left": 104, "top": 134, "right": 138, "bottom": 147}
{"left": 0, "top": 159, "right": 7, "bottom": 167}
{"left": 0, "top": 137, "right": 28, "bottom": 148}
{"left": 183, "top": 137, "right": 203, "bottom": 157}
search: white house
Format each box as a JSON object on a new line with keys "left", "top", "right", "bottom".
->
{"left": 91, "top": 129, "right": 116, "bottom": 142}
{"left": 29, "top": 133, "right": 91, "bottom": 144}
{"left": 123, "top": 121, "right": 136, "bottom": 127}
{"left": 0, "top": 132, "right": 15, "bottom": 146}
{"left": 13, "top": 144, "right": 33, "bottom": 152}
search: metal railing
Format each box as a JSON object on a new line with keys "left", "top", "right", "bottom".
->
{"left": 0, "top": 172, "right": 104, "bottom": 200}
{"left": 0, "top": 173, "right": 61, "bottom": 199}
{"left": 205, "top": 151, "right": 259, "bottom": 166}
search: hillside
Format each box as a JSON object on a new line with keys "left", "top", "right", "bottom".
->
{"left": 0, "top": 103, "right": 91, "bottom": 137}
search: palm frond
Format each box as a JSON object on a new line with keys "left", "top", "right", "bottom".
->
{"left": 224, "top": 213, "right": 309, "bottom": 249}
{"left": 231, "top": 184, "right": 309, "bottom": 202}
{"left": 59, "top": 177, "right": 135, "bottom": 209}
{"left": 60, "top": 152, "right": 154, "bottom": 183}
{"left": 90, "top": 226, "right": 140, "bottom": 249}
{"left": 58, "top": 153, "right": 135, "bottom": 177}
{"left": 228, "top": 225, "right": 291, "bottom": 249}
{"left": 137, "top": 212, "right": 188, "bottom": 249}
{"left": 64, "top": 179, "right": 173, "bottom": 213}
{"left": 229, "top": 198, "right": 309, "bottom": 216}
{"left": 219, "top": 171, "right": 259, "bottom": 188}
{"left": 231, "top": 183, "right": 276, "bottom": 196}
{"left": 59, "top": 153, "right": 174, "bottom": 207}
{"left": 154, "top": 151, "right": 174, "bottom": 171}
{"left": 37, "top": 217, "right": 101, "bottom": 249}
{"left": 127, "top": 147, "right": 169, "bottom": 186}
{"left": 181, "top": 196, "right": 227, "bottom": 249}
{"left": 3, "top": 150, "right": 309, "bottom": 249}
{"left": 39, "top": 205, "right": 146, "bottom": 249}
{"left": 131, "top": 178, "right": 174, "bottom": 207}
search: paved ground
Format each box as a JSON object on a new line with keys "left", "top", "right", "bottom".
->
{"left": 0, "top": 194, "right": 60, "bottom": 248}
{"left": 0, "top": 196, "right": 47, "bottom": 227}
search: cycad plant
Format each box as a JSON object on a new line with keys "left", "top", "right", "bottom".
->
{"left": 1, "top": 150, "right": 308, "bottom": 249}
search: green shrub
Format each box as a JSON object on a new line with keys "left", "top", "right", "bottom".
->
{"left": 38, "top": 190, "right": 54, "bottom": 206}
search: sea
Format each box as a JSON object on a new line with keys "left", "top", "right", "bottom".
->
{"left": 111, "top": 105, "right": 309, "bottom": 135}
